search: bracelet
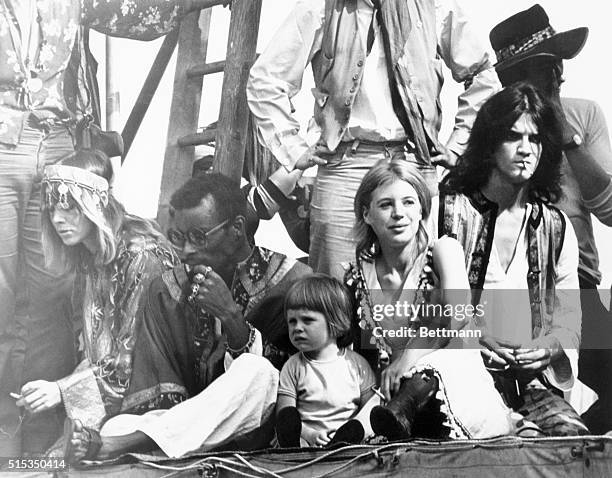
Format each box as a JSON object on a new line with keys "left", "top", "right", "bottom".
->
{"left": 225, "top": 322, "right": 257, "bottom": 358}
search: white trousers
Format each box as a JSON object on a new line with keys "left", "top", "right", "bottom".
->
{"left": 417, "top": 349, "right": 516, "bottom": 438}
{"left": 101, "top": 354, "right": 279, "bottom": 458}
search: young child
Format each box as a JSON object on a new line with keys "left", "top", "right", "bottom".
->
{"left": 276, "top": 274, "right": 375, "bottom": 447}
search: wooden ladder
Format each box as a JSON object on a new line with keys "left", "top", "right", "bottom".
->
{"left": 147, "top": 0, "right": 263, "bottom": 230}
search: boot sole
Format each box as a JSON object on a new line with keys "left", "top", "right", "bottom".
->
{"left": 370, "top": 406, "right": 412, "bottom": 441}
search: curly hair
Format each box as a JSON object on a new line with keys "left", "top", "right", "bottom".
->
{"left": 170, "top": 172, "right": 246, "bottom": 223}
{"left": 441, "top": 82, "right": 563, "bottom": 203}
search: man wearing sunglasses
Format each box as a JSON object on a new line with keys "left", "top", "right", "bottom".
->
{"left": 62, "top": 173, "right": 312, "bottom": 461}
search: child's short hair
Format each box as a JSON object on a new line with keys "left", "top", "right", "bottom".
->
{"left": 284, "top": 274, "right": 354, "bottom": 348}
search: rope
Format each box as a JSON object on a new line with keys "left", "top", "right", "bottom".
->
{"left": 215, "top": 463, "right": 265, "bottom": 478}
{"left": 307, "top": 450, "right": 383, "bottom": 478}
{"left": 139, "top": 443, "right": 408, "bottom": 477}
{"left": 139, "top": 436, "right": 612, "bottom": 478}
{"left": 141, "top": 455, "right": 283, "bottom": 478}
{"left": 274, "top": 444, "right": 374, "bottom": 474}
{"left": 232, "top": 453, "right": 285, "bottom": 478}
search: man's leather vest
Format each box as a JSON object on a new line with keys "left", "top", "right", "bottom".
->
{"left": 311, "top": 0, "right": 446, "bottom": 163}
{"left": 438, "top": 190, "right": 566, "bottom": 339}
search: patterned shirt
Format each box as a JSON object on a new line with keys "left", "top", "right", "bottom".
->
{"left": 57, "top": 217, "right": 179, "bottom": 429}
{"left": 122, "top": 246, "right": 311, "bottom": 414}
{"left": 0, "top": 0, "right": 188, "bottom": 145}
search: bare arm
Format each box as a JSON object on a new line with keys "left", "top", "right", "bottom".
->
{"left": 563, "top": 99, "right": 612, "bottom": 222}
{"left": 564, "top": 145, "right": 611, "bottom": 202}
{"left": 380, "top": 237, "right": 471, "bottom": 399}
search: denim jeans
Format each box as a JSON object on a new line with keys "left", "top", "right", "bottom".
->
{"left": 309, "top": 141, "right": 438, "bottom": 278}
{"left": 0, "top": 117, "right": 76, "bottom": 455}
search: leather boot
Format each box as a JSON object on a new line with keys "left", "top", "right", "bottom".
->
{"left": 327, "top": 419, "right": 365, "bottom": 448}
{"left": 370, "top": 371, "right": 439, "bottom": 441}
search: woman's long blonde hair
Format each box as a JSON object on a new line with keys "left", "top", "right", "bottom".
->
{"left": 41, "top": 149, "right": 163, "bottom": 272}
{"left": 353, "top": 158, "right": 432, "bottom": 260}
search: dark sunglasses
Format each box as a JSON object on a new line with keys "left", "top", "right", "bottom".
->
{"left": 167, "top": 219, "right": 229, "bottom": 249}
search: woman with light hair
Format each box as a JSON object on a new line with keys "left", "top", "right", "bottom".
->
{"left": 344, "top": 158, "right": 516, "bottom": 440}
{"left": 15, "top": 149, "right": 178, "bottom": 445}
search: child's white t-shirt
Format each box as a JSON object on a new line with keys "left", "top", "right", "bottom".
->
{"left": 278, "top": 348, "right": 375, "bottom": 444}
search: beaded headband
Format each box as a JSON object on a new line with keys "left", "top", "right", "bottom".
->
{"left": 494, "top": 26, "right": 556, "bottom": 64}
{"left": 42, "top": 165, "right": 109, "bottom": 209}
{"left": 490, "top": 5, "right": 589, "bottom": 72}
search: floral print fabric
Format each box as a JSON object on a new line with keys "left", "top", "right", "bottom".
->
{"left": 0, "top": 0, "right": 187, "bottom": 145}
{"left": 58, "top": 219, "right": 178, "bottom": 426}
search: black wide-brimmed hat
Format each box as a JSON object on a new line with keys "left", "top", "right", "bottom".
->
{"left": 490, "top": 4, "right": 589, "bottom": 72}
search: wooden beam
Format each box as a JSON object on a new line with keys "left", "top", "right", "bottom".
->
{"left": 157, "top": 10, "right": 212, "bottom": 230}
{"left": 121, "top": 29, "right": 179, "bottom": 162}
{"left": 188, "top": 55, "right": 258, "bottom": 79}
{"left": 212, "top": 0, "right": 263, "bottom": 183}
{"left": 178, "top": 129, "right": 216, "bottom": 147}
{"left": 187, "top": 60, "right": 225, "bottom": 78}
{"left": 191, "top": 0, "right": 229, "bottom": 9}
{"left": 105, "top": 37, "right": 121, "bottom": 131}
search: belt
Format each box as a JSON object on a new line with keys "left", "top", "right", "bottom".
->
{"left": 332, "top": 138, "right": 434, "bottom": 169}
{"left": 341, "top": 138, "right": 414, "bottom": 149}
{"left": 337, "top": 138, "right": 417, "bottom": 154}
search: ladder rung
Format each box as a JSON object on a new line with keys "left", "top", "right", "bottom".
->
{"left": 178, "top": 129, "right": 217, "bottom": 147}
{"left": 187, "top": 60, "right": 225, "bottom": 78}
{"left": 194, "top": 0, "right": 230, "bottom": 10}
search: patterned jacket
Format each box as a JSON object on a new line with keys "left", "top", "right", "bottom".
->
{"left": 0, "top": 0, "right": 188, "bottom": 145}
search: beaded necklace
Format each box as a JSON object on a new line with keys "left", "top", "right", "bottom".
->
{"left": 351, "top": 244, "right": 436, "bottom": 360}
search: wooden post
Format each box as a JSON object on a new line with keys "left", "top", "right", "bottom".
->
{"left": 105, "top": 37, "right": 121, "bottom": 131}
{"left": 157, "top": 9, "right": 212, "bottom": 230}
{"left": 212, "top": 0, "right": 263, "bottom": 183}
{"left": 121, "top": 30, "right": 179, "bottom": 162}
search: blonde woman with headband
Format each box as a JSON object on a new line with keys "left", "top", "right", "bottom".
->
{"left": 14, "top": 149, "right": 178, "bottom": 448}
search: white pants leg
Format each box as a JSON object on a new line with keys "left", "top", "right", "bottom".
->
{"left": 417, "top": 349, "right": 515, "bottom": 438}
{"left": 101, "top": 354, "right": 278, "bottom": 458}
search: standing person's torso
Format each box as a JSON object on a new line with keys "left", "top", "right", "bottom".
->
{"left": 311, "top": 0, "right": 442, "bottom": 152}
{"left": 0, "top": 1, "right": 81, "bottom": 113}
{"left": 555, "top": 97, "right": 609, "bottom": 286}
